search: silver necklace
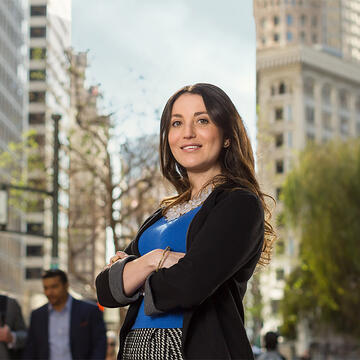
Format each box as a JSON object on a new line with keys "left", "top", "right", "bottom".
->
{"left": 164, "top": 187, "right": 213, "bottom": 222}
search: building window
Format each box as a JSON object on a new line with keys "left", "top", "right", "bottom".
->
{"left": 322, "top": 112, "right": 332, "bottom": 130}
{"left": 261, "top": 37, "right": 266, "bottom": 45}
{"left": 340, "top": 117, "right": 349, "bottom": 135}
{"left": 30, "top": 27, "right": 46, "bottom": 38}
{"left": 312, "top": 33, "right": 318, "bottom": 43}
{"left": 338, "top": 90, "right": 348, "bottom": 109}
{"left": 286, "top": 14, "right": 293, "bottom": 25}
{"left": 29, "top": 91, "right": 45, "bottom": 103}
{"left": 356, "top": 121, "right": 360, "bottom": 136}
{"left": 274, "top": 33, "right": 280, "bottom": 42}
{"left": 275, "top": 133, "right": 284, "bottom": 147}
{"left": 29, "top": 113, "right": 45, "bottom": 125}
{"left": 304, "top": 77, "right": 314, "bottom": 97}
{"left": 322, "top": 84, "right": 331, "bottom": 104}
{"left": 306, "top": 106, "right": 315, "bottom": 125}
{"left": 276, "top": 212, "right": 285, "bottom": 227}
{"left": 306, "top": 131, "right": 316, "bottom": 142}
{"left": 276, "top": 159, "right": 284, "bottom": 174}
{"left": 300, "top": 14, "right": 306, "bottom": 26}
{"left": 279, "top": 82, "right": 286, "bottom": 94}
{"left": 356, "top": 98, "right": 360, "bottom": 114}
{"left": 29, "top": 70, "right": 46, "bottom": 81}
{"left": 26, "top": 267, "right": 43, "bottom": 280}
{"left": 287, "top": 31, "right": 293, "bottom": 41}
{"left": 26, "top": 245, "right": 43, "bottom": 257}
{"left": 271, "top": 85, "right": 276, "bottom": 96}
{"left": 276, "top": 187, "right": 282, "bottom": 200}
{"left": 311, "top": 15, "right": 318, "bottom": 27}
{"left": 274, "top": 16, "right": 280, "bottom": 25}
{"left": 300, "top": 31, "right": 306, "bottom": 42}
{"left": 276, "top": 240, "right": 285, "bottom": 255}
{"left": 276, "top": 268, "right": 285, "bottom": 281}
{"left": 27, "top": 222, "right": 44, "bottom": 235}
{"left": 31, "top": 5, "right": 47, "bottom": 16}
{"left": 275, "top": 107, "right": 283, "bottom": 121}
{"left": 30, "top": 48, "right": 46, "bottom": 60}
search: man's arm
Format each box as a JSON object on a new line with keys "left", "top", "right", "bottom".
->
{"left": 8, "top": 298, "right": 27, "bottom": 349}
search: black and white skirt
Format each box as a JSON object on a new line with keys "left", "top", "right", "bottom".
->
{"left": 122, "top": 328, "right": 183, "bottom": 360}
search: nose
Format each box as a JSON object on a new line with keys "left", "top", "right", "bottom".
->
{"left": 183, "top": 122, "right": 196, "bottom": 139}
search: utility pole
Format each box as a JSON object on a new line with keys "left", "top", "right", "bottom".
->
{"left": 51, "top": 113, "right": 61, "bottom": 268}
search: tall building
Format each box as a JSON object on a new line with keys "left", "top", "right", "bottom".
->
{"left": 254, "top": 0, "right": 360, "bottom": 353}
{"left": 25, "top": 0, "right": 72, "bottom": 311}
{"left": 0, "top": 0, "right": 28, "bottom": 298}
{"left": 255, "top": 0, "right": 360, "bottom": 62}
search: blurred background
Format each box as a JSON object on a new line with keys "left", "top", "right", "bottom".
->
{"left": 0, "top": 0, "right": 359, "bottom": 359}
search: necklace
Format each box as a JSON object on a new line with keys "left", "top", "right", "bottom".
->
{"left": 164, "top": 186, "right": 213, "bottom": 222}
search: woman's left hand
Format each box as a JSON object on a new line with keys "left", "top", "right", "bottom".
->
{"left": 104, "top": 251, "right": 129, "bottom": 269}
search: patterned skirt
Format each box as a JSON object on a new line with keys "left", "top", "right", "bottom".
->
{"left": 122, "top": 328, "right": 184, "bottom": 360}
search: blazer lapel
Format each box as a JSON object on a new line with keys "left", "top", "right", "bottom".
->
{"left": 40, "top": 305, "right": 49, "bottom": 358}
{"left": 69, "top": 298, "right": 79, "bottom": 352}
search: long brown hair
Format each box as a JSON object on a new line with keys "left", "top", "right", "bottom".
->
{"left": 159, "top": 83, "right": 275, "bottom": 266}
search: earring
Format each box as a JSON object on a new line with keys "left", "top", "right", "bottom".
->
{"left": 224, "top": 139, "right": 230, "bottom": 148}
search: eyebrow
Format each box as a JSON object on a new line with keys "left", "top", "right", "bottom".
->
{"left": 171, "top": 111, "right": 208, "bottom": 118}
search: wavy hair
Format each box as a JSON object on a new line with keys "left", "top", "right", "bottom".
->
{"left": 159, "top": 83, "right": 275, "bottom": 266}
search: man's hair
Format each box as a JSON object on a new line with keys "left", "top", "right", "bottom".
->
{"left": 264, "top": 331, "right": 278, "bottom": 350}
{"left": 42, "top": 269, "right": 68, "bottom": 284}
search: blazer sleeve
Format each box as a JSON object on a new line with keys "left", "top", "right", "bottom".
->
{"left": 144, "top": 191, "right": 264, "bottom": 314}
{"left": 22, "top": 311, "right": 36, "bottom": 359}
{"left": 89, "top": 305, "right": 107, "bottom": 360}
{"left": 96, "top": 239, "right": 140, "bottom": 308}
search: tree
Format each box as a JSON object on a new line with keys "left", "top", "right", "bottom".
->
{"left": 280, "top": 139, "right": 360, "bottom": 338}
{"left": 66, "top": 50, "right": 165, "bottom": 298}
{"left": 0, "top": 131, "right": 48, "bottom": 223}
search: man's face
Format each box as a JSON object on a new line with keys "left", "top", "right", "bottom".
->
{"left": 42, "top": 276, "right": 68, "bottom": 307}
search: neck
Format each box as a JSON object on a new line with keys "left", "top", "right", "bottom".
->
{"left": 52, "top": 294, "right": 69, "bottom": 312}
{"left": 188, "top": 167, "right": 221, "bottom": 198}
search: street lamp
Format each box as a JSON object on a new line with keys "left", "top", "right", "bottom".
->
{"left": 51, "top": 113, "right": 61, "bottom": 269}
{"left": 0, "top": 186, "right": 8, "bottom": 229}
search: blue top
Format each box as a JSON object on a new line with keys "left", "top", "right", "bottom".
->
{"left": 131, "top": 206, "right": 201, "bottom": 329}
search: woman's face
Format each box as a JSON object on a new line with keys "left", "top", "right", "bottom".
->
{"left": 168, "top": 93, "right": 224, "bottom": 177}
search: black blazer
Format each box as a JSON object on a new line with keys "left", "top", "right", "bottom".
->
{"left": 23, "top": 297, "right": 107, "bottom": 360}
{"left": 96, "top": 187, "right": 264, "bottom": 359}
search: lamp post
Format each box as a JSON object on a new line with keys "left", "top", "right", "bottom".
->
{"left": 51, "top": 113, "right": 61, "bottom": 269}
{"left": 0, "top": 185, "right": 8, "bottom": 230}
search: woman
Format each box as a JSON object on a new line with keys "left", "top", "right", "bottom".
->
{"left": 96, "top": 83, "right": 275, "bottom": 359}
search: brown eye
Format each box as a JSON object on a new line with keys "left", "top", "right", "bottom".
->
{"left": 198, "top": 118, "right": 209, "bottom": 124}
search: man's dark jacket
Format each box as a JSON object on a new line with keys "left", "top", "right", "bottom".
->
{"left": 23, "top": 298, "right": 107, "bottom": 360}
{"left": 96, "top": 187, "right": 264, "bottom": 359}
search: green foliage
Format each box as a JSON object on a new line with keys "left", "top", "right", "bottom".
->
{"left": 280, "top": 139, "right": 360, "bottom": 338}
{"left": 0, "top": 131, "right": 46, "bottom": 211}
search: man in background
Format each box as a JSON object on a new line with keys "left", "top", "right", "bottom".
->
{"left": 23, "top": 269, "right": 107, "bottom": 359}
{"left": 0, "top": 294, "right": 27, "bottom": 359}
{"left": 257, "top": 331, "right": 286, "bottom": 360}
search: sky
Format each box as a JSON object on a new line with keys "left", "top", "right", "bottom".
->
{"left": 71, "top": 0, "right": 257, "bottom": 144}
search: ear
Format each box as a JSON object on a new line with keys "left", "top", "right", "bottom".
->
{"left": 223, "top": 139, "right": 230, "bottom": 148}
